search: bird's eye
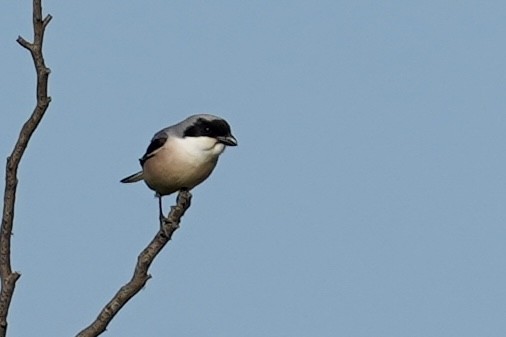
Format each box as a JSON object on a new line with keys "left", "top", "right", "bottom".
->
{"left": 204, "top": 127, "right": 211, "bottom": 133}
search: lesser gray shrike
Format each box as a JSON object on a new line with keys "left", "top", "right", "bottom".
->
{"left": 121, "top": 114, "right": 237, "bottom": 222}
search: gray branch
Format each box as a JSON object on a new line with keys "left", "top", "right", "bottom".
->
{"left": 76, "top": 191, "right": 192, "bottom": 337}
{"left": 0, "top": 0, "right": 51, "bottom": 336}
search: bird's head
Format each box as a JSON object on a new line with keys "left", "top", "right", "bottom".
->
{"left": 182, "top": 114, "right": 238, "bottom": 150}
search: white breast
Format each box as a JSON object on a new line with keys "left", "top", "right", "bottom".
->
{"left": 172, "top": 136, "right": 226, "bottom": 162}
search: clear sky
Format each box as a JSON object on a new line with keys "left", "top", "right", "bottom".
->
{"left": 1, "top": 1, "right": 506, "bottom": 336}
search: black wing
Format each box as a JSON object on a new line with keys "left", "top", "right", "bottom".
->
{"left": 139, "top": 132, "right": 168, "bottom": 166}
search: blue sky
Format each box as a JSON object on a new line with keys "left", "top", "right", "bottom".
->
{"left": 1, "top": 1, "right": 506, "bottom": 336}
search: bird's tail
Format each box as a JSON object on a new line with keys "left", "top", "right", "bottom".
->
{"left": 120, "top": 171, "right": 144, "bottom": 183}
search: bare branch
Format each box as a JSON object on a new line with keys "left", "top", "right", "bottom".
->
{"left": 76, "top": 191, "right": 192, "bottom": 337}
{"left": 0, "top": 0, "right": 51, "bottom": 335}
{"left": 15, "top": 36, "right": 32, "bottom": 50}
{"left": 43, "top": 14, "right": 52, "bottom": 28}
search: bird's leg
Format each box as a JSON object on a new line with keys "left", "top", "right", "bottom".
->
{"left": 157, "top": 193, "right": 166, "bottom": 227}
{"left": 158, "top": 193, "right": 173, "bottom": 236}
{"left": 158, "top": 189, "right": 193, "bottom": 237}
{"left": 159, "top": 189, "right": 191, "bottom": 233}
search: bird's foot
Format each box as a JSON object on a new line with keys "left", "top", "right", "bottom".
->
{"left": 159, "top": 214, "right": 170, "bottom": 230}
{"left": 159, "top": 190, "right": 192, "bottom": 237}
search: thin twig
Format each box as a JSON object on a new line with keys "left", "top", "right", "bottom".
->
{"left": 76, "top": 191, "right": 192, "bottom": 337}
{"left": 0, "top": 1, "right": 51, "bottom": 336}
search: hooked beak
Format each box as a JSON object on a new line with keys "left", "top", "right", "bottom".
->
{"left": 217, "top": 135, "right": 238, "bottom": 146}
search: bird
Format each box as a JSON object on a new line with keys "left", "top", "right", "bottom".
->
{"left": 121, "top": 114, "right": 237, "bottom": 223}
